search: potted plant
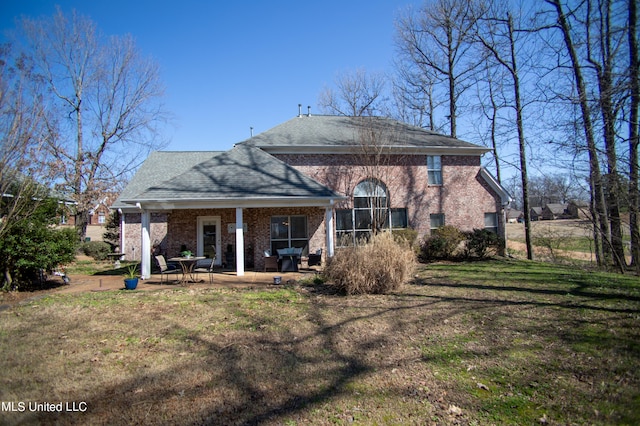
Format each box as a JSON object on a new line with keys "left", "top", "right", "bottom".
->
{"left": 180, "top": 244, "right": 192, "bottom": 259}
{"left": 123, "top": 263, "right": 139, "bottom": 290}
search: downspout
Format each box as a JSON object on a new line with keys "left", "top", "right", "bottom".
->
{"left": 502, "top": 201, "right": 509, "bottom": 256}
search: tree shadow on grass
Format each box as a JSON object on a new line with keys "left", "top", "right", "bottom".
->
{"left": 410, "top": 278, "right": 640, "bottom": 314}
{"left": 22, "top": 276, "right": 640, "bottom": 426}
{"left": 31, "top": 290, "right": 457, "bottom": 425}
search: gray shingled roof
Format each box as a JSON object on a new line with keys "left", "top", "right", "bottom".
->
{"left": 115, "top": 115, "right": 489, "bottom": 210}
{"left": 113, "top": 151, "right": 220, "bottom": 209}
{"left": 117, "top": 144, "right": 341, "bottom": 208}
{"left": 242, "top": 115, "right": 488, "bottom": 153}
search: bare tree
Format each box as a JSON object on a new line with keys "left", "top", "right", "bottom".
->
{"left": 318, "top": 68, "right": 388, "bottom": 117}
{"left": 474, "top": 3, "right": 536, "bottom": 260}
{"left": 528, "top": 174, "right": 583, "bottom": 206}
{"left": 354, "top": 118, "right": 397, "bottom": 236}
{"left": 394, "top": 0, "right": 486, "bottom": 138}
{"left": 392, "top": 52, "right": 442, "bottom": 130}
{"left": 542, "top": 0, "right": 636, "bottom": 270}
{"left": 16, "top": 8, "right": 169, "bottom": 238}
{"left": 472, "top": 61, "right": 513, "bottom": 184}
{"left": 628, "top": 0, "right": 639, "bottom": 270}
{"left": 584, "top": 0, "right": 628, "bottom": 270}
{"left": 0, "top": 44, "right": 56, "bottom": 238}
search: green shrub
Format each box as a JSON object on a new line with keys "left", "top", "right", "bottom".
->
{"left": 324, "top": 232, "right": 415, "bottom": 295}
{"left": 0, "top": 198, "right": 78, "bottom": 291}
{"left": 102, "top": 210, "right": 120, "bottom": 249}
{"left": 82, "top": 241, "right": 112, "bottom": 261}
{"left": 463, "top": 229, "right": 504, "bottom": 258}
{"left": 392, "top": 228, "right": 419, "bottom": 248}
{"left": 419, "top": 225, "right": 464, "bottom": 262}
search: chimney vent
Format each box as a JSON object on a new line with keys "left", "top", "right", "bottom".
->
{"left": 307, "top": 106, "right": 311, "bottom": 117}
{"left": 298, "top": 104, "right": 302, "bottom": 117}
{"left": 250, "top": 127, "right": 253, "bottom": 137}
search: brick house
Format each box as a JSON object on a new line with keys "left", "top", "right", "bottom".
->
{"left": 113, "top": 115, "right": 510, "bottom": 278}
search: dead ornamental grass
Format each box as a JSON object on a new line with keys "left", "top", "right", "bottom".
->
{"left": 0, "top": 260, "right": 639, "bottom": 425}
{"left": 324, "top": 232, "right": 416, "bottom": 295}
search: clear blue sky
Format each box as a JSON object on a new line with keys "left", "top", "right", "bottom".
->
{"left": 0, "top": 0, "right": 420, "bottom": 152}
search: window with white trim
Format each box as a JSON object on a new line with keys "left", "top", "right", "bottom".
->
{"left": 270, "top": 215, "right": 308, "bottom": 255}
{"left": 484, "top": 213, "right": 498, "bottom": 233}
{"left": 390, "top": 208, "right": 408, "bottom": 229}
{"left": 430, "top": 213, "right": 445, "bottom": 230}
{"left": 336, "top": 179, "right": 408, "bottom": 246}
{"left": 427, "top": 155, "right": 442, "bottom": 185}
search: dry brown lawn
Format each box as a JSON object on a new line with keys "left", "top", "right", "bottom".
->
{"left": 506, "top": 219, "right": 594, "bottom": 240}
{"left": 1, "top": 260, "right": 639, "bottom": 425}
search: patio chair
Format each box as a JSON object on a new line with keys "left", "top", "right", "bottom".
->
{"left": 155, "top": 255, "right": 180, "bottom": 283}
{"left": 264, "top": 250, "right": 279, "bottom": 272}
{"left": 193, "top": 258, "right": 215, "bottom": 283}
{"left": 308, "top": 248, "right": 322, "bottom": 267}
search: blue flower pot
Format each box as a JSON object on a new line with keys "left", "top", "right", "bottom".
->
{"left": 124, "top": 278, "right": 139, "bottom": 290}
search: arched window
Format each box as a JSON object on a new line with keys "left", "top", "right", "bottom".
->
{"left": 336, "top": 179, "right": 407, "bottom": 245}
{"left": 353, "top": 179, "right": 389, "bottom": 238}
{"left": 353, "top": 179, "right": 388, "bottom": 200}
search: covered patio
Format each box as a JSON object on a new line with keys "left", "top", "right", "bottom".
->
{"left": 114, "top": 143, "right": 346, "bottom": 279}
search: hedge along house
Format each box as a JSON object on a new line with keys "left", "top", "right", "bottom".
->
{"left": 113, "top": 114, "right": 511, "bottom": 278}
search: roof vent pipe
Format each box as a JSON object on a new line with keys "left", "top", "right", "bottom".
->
{"left": 250, "top": 127, "right": 253, "bottom": 137}
{"left": 307, "top": 106, "right": 311, "bottom": 117}
{"left": 298, "top": 104, "right": 302, "bottom": 117}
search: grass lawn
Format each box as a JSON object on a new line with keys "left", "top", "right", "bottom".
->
{"left": 1, "top": 258, "right": 639, "bottom": 425}
{"left": 511, "top": 235, "right": 626, "bottom": 255}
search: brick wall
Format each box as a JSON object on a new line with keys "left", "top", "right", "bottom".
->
{"left": 122, "top": 212, "right": 168, "bottom": 261}
{"left": 123, "top": 152, "right": 504, "bottom": 267}
{"left": 274, "top": 153, "right": 502, "bottom": 237}
{"left": 125, "top": 207, "right": 325, "bottom": 270}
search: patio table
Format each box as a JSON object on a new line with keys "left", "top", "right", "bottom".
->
{"left": 168, "top": 256, "right": 205, "bottom": 284}
{"left": 277, "top": 248, "right": 302, "bottom": 272}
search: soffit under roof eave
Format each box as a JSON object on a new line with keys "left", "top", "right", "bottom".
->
{"left": 119, "top": 196, "right": 347, "bottom": 211}
{"left": 258, "top": 145, "right": 490, "bottom": 155}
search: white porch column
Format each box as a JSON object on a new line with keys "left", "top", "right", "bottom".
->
{"left": 118, "top": 209, "right": 125, "bottom": 255}
{"left": 235, "top": 207, "right": 245, "bottom": 276}
{"left": 325, "top": 205, "right": 335, "bottom": 257}
{"left": 141, "top": 210, "right": 151, "bottom": 279}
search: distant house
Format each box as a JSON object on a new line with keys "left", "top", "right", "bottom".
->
{"left": 56, "top": 194, "right": 116, "bottom": 242}
{"left": 61, "top": 194, "right": 117, "bottom": 226}
{"left": 530, "top": 207, "right": 543, "bottom": 221}
{"left": 507, "top": 209, "right": 523, "bottom": 223}
{"left": 1, "top": 182, "right": 76, "bottom": 225}
{"left": 88, "top": 195, "right": 116, "bottom": 226}
{"left": 541, "top": 203, "right": 570, "bottom": 220}
{"left": 114, "top": 114, "right": 511, "bottom": 278}
{"left": 567, "top": 200, "right": 589, "bottom": 219}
